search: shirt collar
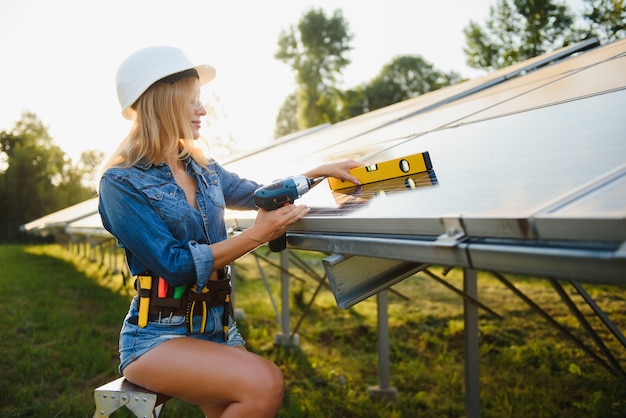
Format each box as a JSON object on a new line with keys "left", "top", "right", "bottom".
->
{"left": 134, "top": 156, "right": 195, "bottom": 172}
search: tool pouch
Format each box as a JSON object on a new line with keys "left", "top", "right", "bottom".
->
{"left": 134, "top": 268, "right": 232, "bottom": 332}
{"left": 185, "top": 279, "right": 232, "bottom": 334}
{"left": 187, "top": 279, "right": 231, "bottom": 304}
{"left": 135, "top": 273, "right": 186, "bottom": 328}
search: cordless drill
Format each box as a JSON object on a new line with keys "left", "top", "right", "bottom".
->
{"left": 253, "top": 176, "right": 324, "bottom": 251}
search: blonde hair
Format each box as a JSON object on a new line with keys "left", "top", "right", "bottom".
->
{"left": 98, "top": 76, "right": 209, "bottom": 186}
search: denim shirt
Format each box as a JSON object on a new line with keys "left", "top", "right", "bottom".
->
{"left": 98, "top": 157, "right": 259, "bottom": 291}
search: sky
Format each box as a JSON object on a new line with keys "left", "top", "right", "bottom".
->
{"left": 0, "top": 0, "right": 585, "bottom": 161}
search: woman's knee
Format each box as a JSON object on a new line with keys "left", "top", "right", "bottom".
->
{"left": 261, "top": 360, "right": 284, "bottom": 395}
{"left": 251, "top": 360, "right": 284, "bottom": 408}
{"left": 269, "top": 362, "right": 284, "bottom": 397}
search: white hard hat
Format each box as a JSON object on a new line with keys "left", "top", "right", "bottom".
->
{"left": 116, "top": 46, "right": 216, "bottom": 119}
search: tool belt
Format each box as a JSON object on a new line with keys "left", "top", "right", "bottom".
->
{"left": 132, "top": 267, "right": 232, "bottom": 341}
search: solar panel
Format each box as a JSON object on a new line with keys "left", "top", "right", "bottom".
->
{"left": 20, "top": 197, "right": 98, "bottom": 236}
{"left": 225, "top": 38, "right": 626, "bottom": 286}
{"left": 65, "top": 213, "right": 111, "bottom": 238}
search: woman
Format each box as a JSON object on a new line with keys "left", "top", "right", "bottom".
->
{"left": 97, "top": 46, "right": 361, "bottom": 417}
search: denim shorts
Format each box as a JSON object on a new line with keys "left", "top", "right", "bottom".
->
{"left": 118, "top": 296, "right": 245, "bottom": 374}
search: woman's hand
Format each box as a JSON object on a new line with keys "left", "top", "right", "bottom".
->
{"left": 303, "top": 160, "right": 363, "bottom": 185}
{"left": 211, "top": 203, "right": 309, "bottom": 269}
{"left": 250, "top": 204, "right": 310, "bottom": 243}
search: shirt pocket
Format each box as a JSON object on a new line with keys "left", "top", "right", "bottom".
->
{"left": 200, "top": 171, "right": 226, "bottom": 209}
{"left": 142, "top": 183, "right": 191, "bottom": 223}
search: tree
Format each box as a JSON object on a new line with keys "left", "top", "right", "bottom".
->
{"left": 365, "top": 55, "right": 460, "bottom": 112}
{"left": 0, "top": 113, "right": 64, "bottom": 226}
{"left": 338, "top": 86, "right": 368, "bottom": 120}
{"left": 0, "top": 112, "right": 95, "bottom": 241}
{"left": 274, "top": 93, "right": 299, "bottom": 138}
{"left": 275, "top": 8, "right": 353, "bottom": 134}
{"left": 583, "top": 0, "right": 626, "bottom": 42}
{"left": 464, "top": 0, "right": 582, "bottom": 71}
{"left": 54, "top": 149, "right": 104, "bottom": 199}
{"left": 339, "top": 56, "right": 461, "bottom": 119}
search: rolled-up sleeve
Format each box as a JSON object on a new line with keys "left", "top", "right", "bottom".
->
{"left": 188, "top": 240, "right": 213, "bottom": 291}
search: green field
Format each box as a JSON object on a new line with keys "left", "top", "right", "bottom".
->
{"left": 1, "top": 244, "right": 624, "bottom": 417}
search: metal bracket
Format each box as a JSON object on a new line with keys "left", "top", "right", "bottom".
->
{"left": 323, "top": 254, "right": 425, "bottom": 309}
{"left": 93, "top": 387, "right": 131, "bottom": 417}
{"left": 436, "top": 215, "right": 467, "bottom": 247}
{"left": 93, "top": 377, "right": 167, "bottom": 418}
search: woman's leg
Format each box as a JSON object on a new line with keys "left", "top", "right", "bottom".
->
{"left": 123, "top": 338, "right": 284, "bottom": 418}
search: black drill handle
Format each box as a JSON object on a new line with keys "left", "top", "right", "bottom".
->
{"left": 268, "top": 234, "right": 287, "bottom": 252}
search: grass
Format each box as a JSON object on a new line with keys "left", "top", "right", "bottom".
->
{"left": 1, "top": 243, "right": 625, "bottom": 417}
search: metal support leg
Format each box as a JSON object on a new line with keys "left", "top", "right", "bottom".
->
{"left": 275, "top": 249, "right": 299, "bottom": 346}
{"left": 464, "top": 268, "right": 481, "bottom": 418}
{"left": 550, "top": 279, "right": 624, "bottom": 375}
{"left": 423, "top": 268, "right": 502, "bottom": 320}
{"left": 280, "top": 250, "right": 290, "bottom": 335}
{"left": 490, "top": 271, "right": 613, "bottom": 373}
{"left": 570, "top": 280, "right": 626, "bottom": 350}
{"left": 368, "top": 289, "right": 398, "bottom": 401}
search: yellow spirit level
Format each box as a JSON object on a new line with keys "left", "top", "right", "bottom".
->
{"left": 328, "top": 151, "right": 432, "bottom": 190}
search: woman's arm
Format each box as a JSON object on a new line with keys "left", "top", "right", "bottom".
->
{"left": 210, "top": 202, "right": 309, "bottom": 268}
{"left": 301, "top": 160, "right": 363, "bottom": 185}
{"left": 211, "top": 159, "right": 364, "bottom": 268}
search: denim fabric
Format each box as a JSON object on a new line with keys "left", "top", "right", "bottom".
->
{"left": 98, "top": 157, "right": 259, "bottom": 289}
{"left": 118, "top": 296, "right": 246, "bottom": 374}
{"left": 100, "top": 157, "right": 255, "bottom": 373}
